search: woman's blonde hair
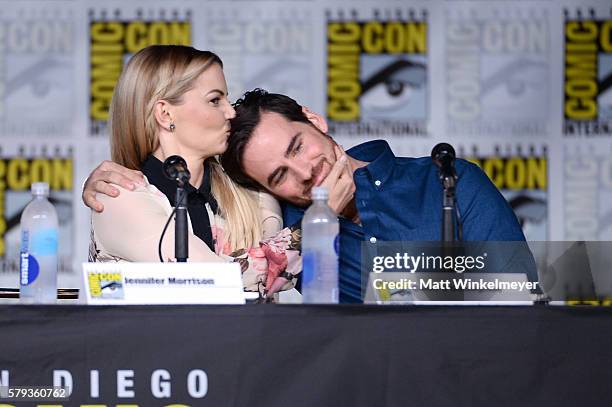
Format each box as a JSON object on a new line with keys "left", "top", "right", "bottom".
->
{"left": 109, "top": 45, "right": 261, "bottom": 251}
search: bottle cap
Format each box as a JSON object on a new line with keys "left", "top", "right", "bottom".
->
{"left": 31, "top": 182, "right": 50, "bottom": 196}
{"left": 312, "top": 186, "right": 328, "bottom": 200}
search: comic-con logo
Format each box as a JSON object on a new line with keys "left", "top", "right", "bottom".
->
{"left": 88, "top": 271, "right": 124, "bottom": 299}
{"left": 326, "top": 8, "right": 428, "bottom": 137}
{"left": 563, "top": 145, "right": 612, "bottom": 240}
{"left": 89, "top": 8, "right": 192, "bottom": 136}
{"left": 446, "top": 7, "right": 550, "bottom": 136}
{"left": 463, "top": 145, "right": 548, "bottom": 240}
{"left": 0, "top": 7, "right": 74, "bottom": 136}
{"left": 0, "top": 148, "right": 72, "bottom": 262}
{"left": 563, "top": 9, "right": 612, "bottom": 136}
{"left": 205, "top": 6, "right": 314, "bottom": 108}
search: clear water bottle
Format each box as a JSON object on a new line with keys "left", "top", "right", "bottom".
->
{"left": 19, "top": 182, "right": 58, "bottom": 304}
{"left": 302, "top": 187, "right": 339, "bottom": 303}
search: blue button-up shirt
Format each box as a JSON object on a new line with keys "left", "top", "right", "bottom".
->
{"left": 283, "top": 140, "right": 526, "bottom": 303}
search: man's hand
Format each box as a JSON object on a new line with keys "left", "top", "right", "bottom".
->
{"left": 82, "top": 160, "right": 145, "bottom": 212}
{"left": 320, "top": 145, "right": 356, "bottom": 215}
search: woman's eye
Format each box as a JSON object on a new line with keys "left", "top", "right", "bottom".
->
{"left": 210, "top": 97, "right": 220, "bottom": 105}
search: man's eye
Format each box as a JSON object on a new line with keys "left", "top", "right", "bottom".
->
{"left": 275, "top": 170, "right": 287, "bottom": 186}
{"left": 293, "top": 142, "right": 302, "bottom": 155}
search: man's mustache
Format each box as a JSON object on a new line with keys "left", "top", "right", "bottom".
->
{"left": 302, "top": 159, "right": 325, "bottom": 197}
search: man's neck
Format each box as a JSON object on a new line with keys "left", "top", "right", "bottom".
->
{"left": 347, "top": 156, "right": 368, "bottom": 173}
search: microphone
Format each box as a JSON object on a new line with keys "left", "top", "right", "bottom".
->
{"left": 431, "top": 143, "right": 457, "bottom": 180}
{"left": 163, "top": 155, "right": 191, "bottom": 186}
{"left": 431, "top": 143, "right": 460, "bottom": 242}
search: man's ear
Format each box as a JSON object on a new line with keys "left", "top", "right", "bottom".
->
{"left": 153, "top": 100, "right": 174, "bottom": 131}
{"left": 302, "top": 106, "right": 329, "bottom": 134}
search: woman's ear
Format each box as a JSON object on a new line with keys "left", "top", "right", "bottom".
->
{"left": 153, "top": 100, "right": 174, "bottom": 131}
{"left": 302, "top": 106, "right": 329, "bottom": 134}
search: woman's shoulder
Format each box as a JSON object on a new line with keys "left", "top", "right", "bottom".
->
{"left": 256, "top": 190, "right": 281, "bottom": 214}
{"left": 255, "top": 190, "right": 283, "bottom": 237}
{"left": 95, "top": 177, "right": 171, "bottom": 213}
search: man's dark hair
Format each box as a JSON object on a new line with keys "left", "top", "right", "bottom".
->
{"left": 220, "top": 88, "right": 310, "bottom": 190}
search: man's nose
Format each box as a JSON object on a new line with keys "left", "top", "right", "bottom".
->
{"left": 290, "top": 159, "right": 312, "bottom": 182}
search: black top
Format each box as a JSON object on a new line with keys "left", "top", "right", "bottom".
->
{"left": 141, "top": 155, "right": 218, "bottom": 251}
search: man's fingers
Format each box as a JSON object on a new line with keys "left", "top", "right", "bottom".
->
{"left": 321, "top": 154, "right": 348, "bottom": 188}
{"left": 98, "top": 160, "right": 145, "bottom": 184}
{"left": 333, "top": 144, "right": 347, "bottom": 160}
{"left": 83, "top": 190, "right": 104, "bottom": 213}
{"left": 94, "top": 179, "right": 120, "bottom": 196}
{"left": 97, "top": 170, "right": 137, "bottom": 191}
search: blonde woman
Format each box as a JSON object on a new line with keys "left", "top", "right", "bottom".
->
{"left": 89, "top": 45, "right": 300, "bottom": 296}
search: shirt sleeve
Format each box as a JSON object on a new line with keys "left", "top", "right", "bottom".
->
{"left": 92, "top": 184, "right": 223, "bottom": 263}
{"left": 457, "top": 161, "right": 526, "bottom": 241}
{"left": 451, "top": 162, "right": 540, "bottom": 283}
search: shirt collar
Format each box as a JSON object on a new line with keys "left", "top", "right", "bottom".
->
{"left": 346, "top": 140, "right": 396, "bottom": 186}
{"left": 141, "top": 155, "right": 218, "bottom": 212}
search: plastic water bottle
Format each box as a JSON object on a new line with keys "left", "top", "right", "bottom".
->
{"left": 19, "top": 182, "right": 58, "bottom": 304}
{"left": 302, "top": 187, "right": 339, "bottom": 303}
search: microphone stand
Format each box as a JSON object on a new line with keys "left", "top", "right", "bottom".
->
{"left": 175, "top": 179, "right": 188, "bottom": 262}
{"left": 441, "top": 172, "right": 456, "bottom": 242}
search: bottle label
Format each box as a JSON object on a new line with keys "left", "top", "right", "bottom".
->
{"left": 19, "top": 228, "right": 57, "bottom": 286}
{"left": 302, "top": 252, "right": 316, "bottom": 285}
{"left": 30, "top": 228, "right": 58, "bottom": 255}
{"left": 334, "top": 234, "right": 340, "bottom": 256}
{"left": 20, "top": 252, "right": 40, "bottom": 286}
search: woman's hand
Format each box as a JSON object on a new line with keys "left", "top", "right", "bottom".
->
{"left": 320, "top": 145, "right": 356, "bottom": 215}
{"left": 82, "top": 160, "right": 145, "bottom": 212}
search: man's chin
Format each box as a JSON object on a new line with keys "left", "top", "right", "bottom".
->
{"left": 286, "top": 196, "right": 312, "bottom": 208}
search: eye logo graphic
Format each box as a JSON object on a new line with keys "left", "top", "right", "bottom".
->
{"left": 445, "top": 6, "right": 550, "bottom": 136}
{"left": 326, "top": 8, "right": 428, "bottom": 137}
{"left": 462, "top": 144, "right": 548, "bottom": 240}
{"left": 204, "top": 5, "right": 315, "bottom": 108}
{"left": 563, "top": 144, "right": 612, "bottom": 240}
{"left": 563, "top": 8, "right": 612, "bottom": 136}
{"left": 88, "top": 271, "right": 124, "bottom": 299}
{"left": 0, "top": 7, "right": 74, "bottom": 136}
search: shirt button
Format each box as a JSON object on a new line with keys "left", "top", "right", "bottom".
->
{"left": 369, "top": 237, "right": 377, "bottom": 243}
{"left": 374, "top": 180, "right": 381, "bottom": 187}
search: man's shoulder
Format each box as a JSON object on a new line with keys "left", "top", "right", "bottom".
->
{"left": 281, "top": 201, "right": 305, "bottom": 225}
{"left": 392, "top": 155, "right": 480, "bottom": 176}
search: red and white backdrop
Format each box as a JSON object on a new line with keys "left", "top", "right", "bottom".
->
{"left": 0, "top": 0, "right": 610, "bottom": 288}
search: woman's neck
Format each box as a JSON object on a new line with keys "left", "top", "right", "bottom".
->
{"left": 153, "top": 146, "right": 207, "bottom": 188}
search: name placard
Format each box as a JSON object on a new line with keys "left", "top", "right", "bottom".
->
{"left": 82, "top": 262, "right": 245, "bottom": 305}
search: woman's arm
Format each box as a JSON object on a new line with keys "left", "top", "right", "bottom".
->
{"left": 92, "top": 184, "right": 223, "bottom": 262}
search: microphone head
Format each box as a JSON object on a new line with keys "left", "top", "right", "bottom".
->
{"left": 163, "top": 155, "right": 190, "bottom": 183}
{"left": 431, "top": 143, "right": 456, "bottom": 167}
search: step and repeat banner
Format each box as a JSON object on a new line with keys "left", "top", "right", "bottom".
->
{"left": 0, "top": 0, "right": 610, "bottom": 288}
